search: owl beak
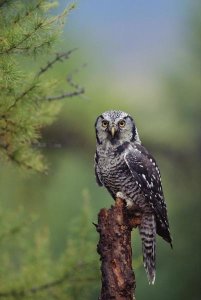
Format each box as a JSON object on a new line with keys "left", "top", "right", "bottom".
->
{"left": 111, "top": 126, "right": 116, "bottom": 138}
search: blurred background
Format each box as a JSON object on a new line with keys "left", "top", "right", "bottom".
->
{"left": 1, "top": 0, "right": 201, "bottom": 299}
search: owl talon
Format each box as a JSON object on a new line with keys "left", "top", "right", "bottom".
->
{"left": 116, "top": 192, "right": 126, "bottom": 200}
{"left": 116, "top": 192, "right": 134, "bottom": 209}
{"left": 126, "top": 199, "right": 135, "bottom": 209}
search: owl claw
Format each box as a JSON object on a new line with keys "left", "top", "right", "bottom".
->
{"left": 116, "top": 192, "right": 126, "bottom": 200}
{"left": 116, "top": 192, "right": 134, "bottom": 209}
{"left": 125, "top": 199, "right": 134, "bottom": 209}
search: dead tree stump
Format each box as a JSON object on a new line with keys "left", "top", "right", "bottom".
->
{"left": 96, "top": 197, "right": 141, "bottom": 300}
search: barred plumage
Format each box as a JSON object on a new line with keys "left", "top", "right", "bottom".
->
{"left": 94, "top": 110, "right": 172, "bottom": 284}
{"left": 139, "top": 214, "right": 156, "bottom": 284}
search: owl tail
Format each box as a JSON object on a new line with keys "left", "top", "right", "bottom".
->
{"left": 139, "top": 214, "right": 156, "bottom": 285}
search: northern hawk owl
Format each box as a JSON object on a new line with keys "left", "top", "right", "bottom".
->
{"left": 94, "top": 110, "right": 172, "bottom": 284}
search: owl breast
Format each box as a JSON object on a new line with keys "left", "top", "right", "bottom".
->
{"left": 98, "top": 148, "right": 140, "bottom": 201}
{"left": 97, "top": 147, "right": 151, "bottom": 213}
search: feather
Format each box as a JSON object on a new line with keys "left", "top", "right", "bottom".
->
{"left": 124, "top": 143, "right": 172, "bottom": 246}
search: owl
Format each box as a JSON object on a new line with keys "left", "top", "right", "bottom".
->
{"left": 94, "top": 110, "right": 172, "bottom": 284}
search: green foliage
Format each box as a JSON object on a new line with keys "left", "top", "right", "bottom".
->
{"left": 0, "top": 0, "right": 82, "bottom": 172}
{"left": 0, "top": 195, "right": 99, "bottom": 300}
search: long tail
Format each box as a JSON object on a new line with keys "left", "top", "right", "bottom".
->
{"left": 139, "top": 214, "right": 156, "bottom": 284}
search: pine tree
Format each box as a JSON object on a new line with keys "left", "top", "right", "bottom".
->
{"left": 0, "top": 0, "right": 84, "bottom": 172}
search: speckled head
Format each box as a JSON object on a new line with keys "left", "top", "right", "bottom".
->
{"left": 95, "top": 110, "right": 141, "bottom": 145}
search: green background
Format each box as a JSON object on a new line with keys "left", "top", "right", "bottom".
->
{"left": 1, "top": 1, "right": 201, "bottom": 299}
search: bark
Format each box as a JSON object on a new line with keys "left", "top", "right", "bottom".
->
{"left": 96, "top": 197, "right": 141, "bottom": 300}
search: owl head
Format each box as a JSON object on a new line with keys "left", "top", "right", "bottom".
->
{"left": 95, "top": 110, "right": 141, "bottom": 145}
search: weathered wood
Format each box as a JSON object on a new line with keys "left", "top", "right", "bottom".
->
{"left": 97, "top": 198, "right": 141, "bottom": 300}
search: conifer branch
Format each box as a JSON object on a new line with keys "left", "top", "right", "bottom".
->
{"left": 0, "top": 1, "right": 81, "bottom": 171}
{"left": 8, "top": 154, "right": 40, "bottom": 172}
{"left": 66, "top": 63, "right": 87, "bottom": 89}
{"left": 0, "top": 144, "right": 40, "bottom": 172}
{"left": 14, "top": 40, "right": 51, "bottom": 53}
{"left": 46, "top": 88, "right": 84, "bottom": 101}
{"left": 1, "top": 22, "right": 44, "bottom": 54}
{"left": 13, "top": 0, "right": 43, "bottom": 25}
{"left": 0, "top": 139, "right": 43, "bottom": 172}
{"left": 7, "top": 50, "right": 78, "bottom": 111}
{"left": 7, "top": 84, "right": 37, "bottom": 111}
{"left": 45, "top": 61, "right": 85, "bottom": 100}
{"left": 0, "top": 3, "right": 69, "bottom": 55}
{"left": 37, "top": 49, "right": 77, "bottom": 77}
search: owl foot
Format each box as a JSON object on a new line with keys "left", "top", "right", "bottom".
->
{"left": 125, "top": 199, "right": 134, "bottom": 209}
{"left": 116, "top": 192, "right": 134, "bottom": 209}
{"left": 116, "top": 192, "right": 126, "bottom": 200}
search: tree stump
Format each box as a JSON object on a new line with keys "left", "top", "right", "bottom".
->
{"left": 96, "top": 197, "right": 141, "bottom": 300}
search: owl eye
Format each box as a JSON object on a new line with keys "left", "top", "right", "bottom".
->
{"left": 102, "top": 120, "right": 109, "bottom": 128}
{"left": 118, "top": 120, "right": 126, "bottom": 128}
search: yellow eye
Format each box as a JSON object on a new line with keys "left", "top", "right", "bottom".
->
{"left": 102, "top": 120, "right": 109, "bottom": 128}
{"left": 118, "top": 120, "right": 126, "bottom": 128}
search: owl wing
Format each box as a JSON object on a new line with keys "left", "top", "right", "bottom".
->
{"left": 124, "top": 143, "right": 172, "bottom": 246}
{"left": 94, "top": 151, "right": 103, "bottom": 186}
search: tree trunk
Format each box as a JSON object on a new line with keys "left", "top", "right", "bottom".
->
{"left": 96, "top": 197, "right": 141, "bottom": 300}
